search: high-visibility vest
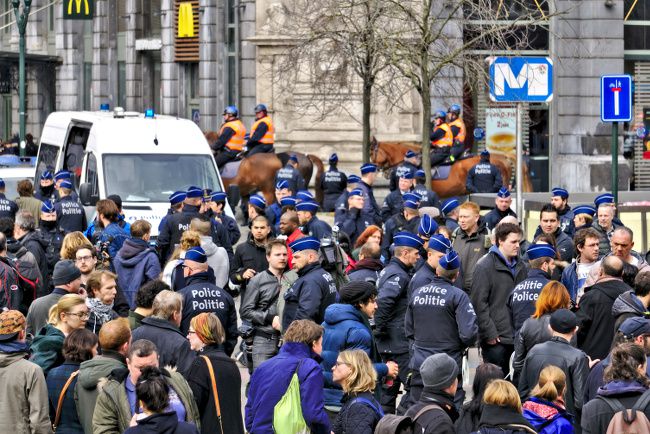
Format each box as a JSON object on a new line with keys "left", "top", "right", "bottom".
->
{"left": 432, "top": 123, "right": 453, "bottom": 147}
{"left": 449, "top": 118, "right": 466, "bottom": 144}
{"left": 250, "top": 116, "right": 275, "bottom": 145}
{"left": 220, "top": 120, "right": 246, "bottom": 152}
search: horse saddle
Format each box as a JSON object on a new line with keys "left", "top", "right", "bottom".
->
{"left": 221, "top": 160, "right": 242, "bottom": 178}
{"left": 431, "top": 165, "right": 451, "bottom": 180}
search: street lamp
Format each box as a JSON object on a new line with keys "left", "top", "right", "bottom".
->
{"left": 12, "top": 0, "right": 31, "bottom": 157}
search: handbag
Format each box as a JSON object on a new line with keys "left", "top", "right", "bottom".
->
{"left": 273, "top": 360, "right": 309, "bottom": 434}
{"left": 201, "top": 355, "right": 225, "bottom": 434}
{"left": 53, "top": 370, "right": 79, "bottom": 432}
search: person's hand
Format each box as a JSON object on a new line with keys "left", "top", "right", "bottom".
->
{"left": 242, "top": 269, "right": 257, "bottom": 280}
{"left": 129, "top": 413, "right": 138, "bottom": 427}
{"left": 386, "top": 361, "right": 399, "bottom": 378}
{"left": 486, "top": 337, "right": 500, "bottom": 346}
{"left": 588, "top": 356, "right": 601, "bottom": 369}
{"left": 77, "top": 287, "right": 87, "bottom": 299}
{"left": 272, "top": 316, "right": 281, "bottom": 331}
{"left": 213, "top": 215, "right": 222, "bottom": 223}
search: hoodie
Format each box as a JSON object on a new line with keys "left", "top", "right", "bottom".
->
{"left": 582, "top": 380, "right": 650, "bottom": 434}
{"left": 612, "top": 289, "right": 650, "bottom": 331}
{"left": 199, "top": 236, "right": 229, "bottom": 289}
{"left": 113, "top": 238, "right": 162, "bottom": 309}
{"left": 522, "top": 397, "right": 573, "bottom": 434}
{"left": 124, "top": 412, "right": 199, "bottom": 434}
{"left": 29, "top": 323, "right": 65, "bottom": 376}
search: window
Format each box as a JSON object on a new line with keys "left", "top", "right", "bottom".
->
{"left": 189, "top": 62, "right": 199, "bottom": 99}
{"left": 85, "top": 152, "right": 99, "bottom": 197}
{"left": 118, "top": 61, "right": 126, "bottom": 108}
{"left": 226, "top": 0, "right": 238, "bottom": 105}
{"left": 83, "top": 62, "right": 92, "bottom": 110}
{"left": 35, "top": 143, "right": 59, "bottom": 180}
{"left": 624, "top": 0, "right": 650, "bottom": 50}
{"left": 3, "top": 0, "right": 11, "bottom": 35}
{"left": 144, "top": 0, "right": 161, "bottom": 38}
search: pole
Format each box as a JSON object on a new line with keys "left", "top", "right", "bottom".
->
{"left": 516, "top": 102, "right": 523, "bottom": 220}
{"left": 13, "top": 0, "right": 31, "bottom": 157}
{"left": 612, "top": 122, "right": 619, "bottom": 204}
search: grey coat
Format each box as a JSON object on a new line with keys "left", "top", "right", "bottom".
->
{"left": 240, "top": 269, "right": 281, "bottom": 337}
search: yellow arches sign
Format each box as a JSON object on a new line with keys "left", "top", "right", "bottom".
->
{"left": 63, "top": 0, "right": 93, "bottom": 20}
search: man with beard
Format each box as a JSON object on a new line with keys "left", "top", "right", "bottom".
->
{"left": 532, "top": 204, "right": 574, "bottom": 264}
{"left": 279, "top": 210, "right": 303, "bottom": 270}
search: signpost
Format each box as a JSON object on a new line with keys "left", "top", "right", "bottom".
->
{"left": 489, "top": 57, "right": 554, "bottom": 219}
{"left": 600, "top": 75, "right": 632, "bottom": 204}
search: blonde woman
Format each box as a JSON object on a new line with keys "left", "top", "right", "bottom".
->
{"left": 30, "top": 294, "right": 89, "bottom": 375}
{"left": 162, "top": 230, "right": 201, "bottom": 289}
{"left": 522, "top": 366, "right": 574, "bottom": 433}
{"left": 60, "top": 231, "right": 93, "bottom": 260}
{"left": 474, "top": 380, "right": 537, "bottom": 434}
{"left": 331, "top": 350, "right": 383, "bottom": 434}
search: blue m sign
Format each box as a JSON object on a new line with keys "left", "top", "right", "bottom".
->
{"left": 489, "top": 57, "right": 554, "bottom": 103}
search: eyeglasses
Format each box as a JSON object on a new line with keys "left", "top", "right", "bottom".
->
{"left": 66, "top": 311, "right": 90, "bottom": 319}
{"left": 187, "top": 330, "right": 196, "bottom": 335}
{"left": 334, "top": 361, "right": 349, "bottom": 367}
{"left": 76, "top": 256, "right": 94, "bottom": 262}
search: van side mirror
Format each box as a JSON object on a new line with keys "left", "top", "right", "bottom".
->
{"left": 79, "top": 183, "right": 99, "bottom": 206}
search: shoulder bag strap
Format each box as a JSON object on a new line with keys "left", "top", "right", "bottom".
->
{"left": 633, "top": 388, "right": 650, "bottom": 411}
{"left": 413, "top": 402, "right": 444, "bottom": 421}
{"left": 596, "top": 395, "right": 627, "bottom": 413}
{"left": 53, "top": 370, "right": 79, "bottom": 431}
{"left": 350, "top": 397, "right": 385, "bottom": 418}
{"left": 201, "top": 355, "right": 225, "bottom": 434}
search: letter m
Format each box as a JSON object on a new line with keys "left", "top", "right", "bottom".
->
{"left": 493, "top": 63, "right": 528, "bottom": 97}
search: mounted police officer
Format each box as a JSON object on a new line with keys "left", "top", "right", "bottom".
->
{"left": 413, "top": 169, "right": 440, "bottom": 209}
{"left": 551, "top": 187, "right": 575, "bottom": 237}
{"left": 334, "top": 174, "right": 361, "bottom": 223}
{"left": 246, "top": 103, "right": 275, "bottom": 156}
{"left": 375, "top": 231, "right": 423, "bottom": 413}
{"left": 447, "top": 103, "right": 467, "bottom": 161}
{"left": 275, "top": 154, "right": 305, "bottom": 194}
{"left": 357, "top": 163, "right": 381, "bottom": 223}
{"left": 429, "top": 110, "right": 453, "bottom": 169}
{"left": 389, "top": 149, "right": 421, "bottom": 192}
{"left": 381, "top": 171, "right": 415, "bottom": 222}
{"left": 335, "top": 188, "right": 380, "bottom": 246}
{"left": 0, "top": 178, "right": 18, "bottom": 220}
{"left": 282, "top": 237, "right": 338, "bottom": 329}
{"left": 296, "top": 200, "right": 332, "bottom": 241}
{"left": 320, "top": 153, "right": 347, "bottom": 212}
{"left": 483, "top": 187, "right": 518, "bottom": 231}
{"left": 54, "top": 180, "right": 86, "bottom": 233}
{"left": 466, "top": 149, "right": 503, "bottom": 194}
{"left": 213, "top": 105, "right": 246, "bottom": 169}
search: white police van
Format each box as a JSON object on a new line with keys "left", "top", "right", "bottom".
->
{"left": 35, "top": 108, "right": 232, "bottom": 236}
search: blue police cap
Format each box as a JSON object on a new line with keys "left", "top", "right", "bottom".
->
{"left": 400, "top": 171, "right": 414, "bottom": 180}
{"left": 418, "top": 214, "right": 438, "bottom": 238}
{"left": 296, "top": 190, "right": 314, "bottom": 202}
{"left": 415, "top": 169, "right": 426, "bottom": 178}
{"left": 349, "top": 188, "right": 364, "bottom": 198}
{"left": 210, "top": 191, "right": 227, "bottom": 202}
{"left": 393, "top": 232, "right": 424, "bottom": 249}
{"left": 289, "top": 236, "right": 321, "bottom": 252}
{"left": 439, "top": 250, "right": 461, "bottom": 270}
{"left": 249, "top": 194, "right": 267, "bottom": 209}
{"left": 41, "top": 170, "right": 53, "bottom": 180}
{"left": 497, "top": 187, "right": 511, "bottom": 198}
{"left": 403, "top": 192, "right": 421, "bottom": 203}
{"left": 440, "top": 198, "right": 459, "bottom": 215}
{"left": 276, "top": 180, "right": 289, "bottom": 190}
{"left": 403, "top": 200, "right": 419, "bottom": 210}
{"left": 405, "top": 150, "right": 417, "bottom": 159}
{"left": 573, "top": 204, "right": 596, "bottom": 217}
{"left": 347, "top": 175, "right": 361, "bottom": 184}
{"left": 527, "top": 243, "right": 556, "bottom": 260}
{"left": 41, "top": 200, "right": 55, "bottom": 213}
{"left": 54, "top": 170, "right": 71, "bottom": 181}
{"left": 595, "top": 193, "right": 615, "bottom": 207}
{"left": 360, "top": 163, "right": 377, "bottom": 174}
{"left": 428, "top": 234, "right": 452, "bottom": 254}
{"left": 184, "top": 246, "right": 207, "bottom": 263}
{"left": 480, "top": 149, "right": 490, "bottom": 157}
{"left": 59, "top": 180, "right": 73, "bottom": 190}
{"left": 618, "top": 317, "right": 650, "bottom": 337}
{"left": 280, "top": 196, "right": 297, "bottom": 207}
{"left": 551, "top": 187, "right": 569, "bottom": 199}
{"left": 296, "top": 200, "right": 319, "bottom": 214}
{"left": 186, "top": 186, "right": 203, "bottom": 198}
{"left": 289, "top": 154, "right": 299, "bottom": 163}
{"left": 329, "top": 153, "right": 338, "bottom": 163}
{"left": 169, "top": 191, "right": 187, "bottom": 205}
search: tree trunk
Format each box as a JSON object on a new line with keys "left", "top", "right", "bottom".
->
{"left": 362, "top": 80, "right": 372, "bottom": 163}
{"left": 421, "top": 78, "right": 432, "bottom": 187}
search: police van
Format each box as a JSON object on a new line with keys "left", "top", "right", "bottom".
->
{"left": 35, "top": 108, "right": 232, "bottom": 236}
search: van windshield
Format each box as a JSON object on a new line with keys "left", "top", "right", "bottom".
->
{"left": 103, "top": 154, "right": 222, "bottom": 202}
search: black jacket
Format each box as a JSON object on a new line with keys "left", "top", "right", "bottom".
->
{"left": 302, "top": 216, "right": 332, "bottom": 241}
{"left": 404, "top": 389, "right": 458, "bottom": 434}
{"left": 381, "top": 214, "right": 420, "bottom": 260}
{"left": 282, "top": 262, "right": 337, "bottom": 330}
{"left": 576, "top": 277, "right": 631, "bottom": 360}
{"left": 611, "top": 289, "right": 650, "bottom": 332}
{"left": 332, "top": 392, "right": 383, "bottom": 434}
{"left": 389, "top": 162, "right": 419, "bottom": 191}
{"left": 37, "top": 223, "right": 65, "bottom": 288}
{"left": 320, "top": 168, "right": 347, "bottom": 212}
{"left": 519, "top": 336, "right": 589, "bottom": 417}
{"left": 123, "top": 412, "right": 199, "bottom": 434}
{"left": 507, "top": 268, "right": 551, "bottom": 333}
{"left": 230, "top": 235, "right": 269, "bottom": 293}
{"left": 483, "top": 207, "right": 517, "bottom": 232}
{"left": 513, "top": 314, "right": 552, "bottom": 378}
{"left": 581, "top": 380, "right": 650, "bottom": 434}
{"left": 375, "top": 257, "right": 413, "bottom": 355}
{"left": 335, "top": 208, "right": 380, "bottom": 246}
{"left": 347, "top": 259, "right": 383, "bottom": 285}
{"left": 473, "top": 404, "right": 537, "bottom": 434}
{"left": 466, "top": 161, "right": 503, "bottom": 194}
{"left": 186, "top": 345, "right": 244, "bottom": 434}
{"left": 132, "top": 317, "right": 197, "bottom": 377}
{"left": 471, "top": 247, "right": 528, "bottom": 345}
{"left": 54, "top": 195, "right": 87, "bottom": 234}
{"left": 380, "top": 189, "right": 407, "bottom": 222}
{"left": 18, "top": 230, "right": 48, "bottom": 285}
{"left": 532, "top": 226, "right": 575, "bottom": 262}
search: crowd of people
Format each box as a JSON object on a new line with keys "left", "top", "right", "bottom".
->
{"left": 1, "top": 135, "right": 650, "bottom": 434}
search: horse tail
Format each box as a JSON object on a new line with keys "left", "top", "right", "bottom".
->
{"left": 308, "top": 154, "right": 325, "bottom": 205}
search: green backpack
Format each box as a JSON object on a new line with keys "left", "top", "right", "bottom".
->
{"left": 273, "top": 360, "right": 310, "bottom": 434}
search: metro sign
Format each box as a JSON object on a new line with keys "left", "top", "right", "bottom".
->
{"left": 489, "top": 57, "right": 554, "bottom": 103}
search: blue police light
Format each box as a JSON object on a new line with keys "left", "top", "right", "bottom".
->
{"left": 99, "top": 103, "right": 110, "bottom": 111}
{"left": 144, "top": 109, "right": 155, "bottom": 119}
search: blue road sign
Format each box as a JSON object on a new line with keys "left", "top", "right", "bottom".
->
{"left": 601, "top": 75, "right": 632, "bottom": 122}
{"left": 489, "top": 57, "right": 553, "bottom": 103}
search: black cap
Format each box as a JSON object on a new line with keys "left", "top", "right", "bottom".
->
{"left": 550, "top": 309, "right": 577, "bottom": 334}
{"left": 339, "top": 281, "right": 377, "bottom": 305}
{"left": 107, "top": 194, "right": 122, "bottom": 209}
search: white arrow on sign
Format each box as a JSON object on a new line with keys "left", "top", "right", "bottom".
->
{"left": 610, "top": 80, "right": 622, "bottom": 116}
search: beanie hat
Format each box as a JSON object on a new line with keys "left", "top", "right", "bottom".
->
{"left": 52, "top": 260, "right": 82, "bottom": 286}
{"left": 420, "top": 353, "right": 459, "bottom": 389}
{"left": 339, "top": 281, "right": 377, "bottom": 305}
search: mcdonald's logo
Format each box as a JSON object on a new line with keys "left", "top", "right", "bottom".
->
{"left": 63, "top": 0, "right": 93, "bottom": 20}
{"left": 178, "top": 2, "right": 195, "bottom": 38}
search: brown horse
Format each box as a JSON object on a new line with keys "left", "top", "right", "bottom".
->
{"left": 204, "top": 131, "right": 324, "bottom": 204}
{"left": 369, "top": 137, "right": 532, "bottom": 198}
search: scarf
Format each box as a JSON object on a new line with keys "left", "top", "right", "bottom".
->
{"left": 86, "top": 297, "right": 114, "bottom": 324}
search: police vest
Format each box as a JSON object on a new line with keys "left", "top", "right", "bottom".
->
{"left": 432, "top": 123, "right": 453, "bottom": 147}
{"left": 449, "top": 118, "right": 466, "bottom": 144}
{"left": 220, "top": 120, "right": 246, "bottom": 152}
{"left": 250, "top": 116, "right": 274, "bottom": 145}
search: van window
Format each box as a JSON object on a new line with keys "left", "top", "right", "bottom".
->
{"left": 103, "top": 154, "right": 222, "bottom": 202}
{"left": 35, "top": 143, "right": 59, "bottom": 180}
{"left": 86, "top": 152, "right": 99, "bottom": 198}
{"left": 64, "top": 127, "right": 89, "bottom": 188}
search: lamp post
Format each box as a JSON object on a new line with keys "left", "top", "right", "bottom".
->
{"left": 12, "top": 0, "right": 31, "bottom": 157}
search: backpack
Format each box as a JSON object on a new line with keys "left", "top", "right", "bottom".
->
{"left": 4, "top": 250, "right": 43, "bottom": 306}
{"left": 374, "top": 403, "right": 444, "bottom": 434}
{"left": 273, "top": 360, "right": 309, "bottom": 433}
{"left": 598, "top": 389, "right": 650, "bottom": 434}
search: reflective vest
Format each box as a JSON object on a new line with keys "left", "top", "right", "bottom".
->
{"left": 449, "top": 118, "right": 466, "bottom": 144}
{"left": 432, "top": 123, "right": 453, "bottom": 147}
{"left": 220, "top": 120, "right": 246, "bottom": 152}
{"left": 250, "top": 116, "right": 275, "bottom": 145}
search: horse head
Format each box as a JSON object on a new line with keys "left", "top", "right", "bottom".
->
{"left": 369, "top": 137, "right": 391, "bottom": 172}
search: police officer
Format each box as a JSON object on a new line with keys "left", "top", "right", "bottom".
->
{"left": 413, "top": 169, "right": 440, "bottom": 209}
{"left": 320, "top": 153, "right": 347, "bottom": 212}
{"left": 375, "top": 231, "right": 423, "bottom": 413}
{"left": 275, "top": 154, "right": 306, "bottom": 194}
{"left": 440, "top": 198, "right": 460, "bottom": 231}
{"left": 358, "top": 163, "right": 381, "bottom": 223}
{"left": 54, "top": 180, "right": 86, "bottom": 233}
{"left": 389, "top": 150, "right": 421, "bottom": 192}
{"left": 447, "top": 104, "right": 467, "bottom": 161}
{"left": 382, "top": 197, "right": 421, "bottom": 260}
{"left": 429, "top": 110, "right": 453, "bottom": 168}
{"left": 483, "top": 187, "right": 517, "bottom": 231}
{"left": 381, "top": 171, "right": 414, "bottom": 222}
{"left": 507, "top": 243, "right": 555, "bottom": 334}
{"left": 408, "top": 233, "right": 451, "bottom": 297}
{"left": 334, "top": 174, "right": 361, "bottom": 222}
{"left": 246, "top": 103, "right": 274, "bottom": 156}
{"left": 335, "top": 188, "right": 380, "bottom": 246}
{"left": 36, "top": 200, "right": 65, "bottom": 290}
{"left": 265, "top": 181, "right": 291, "bottom": 229}
{"left": 53, "top": 171, "right": 79, "bottom": 203}
{"left": 573, "top": 204, "right": 596, "bottom": 231}
{"left": 0, "top": 178, "right": 18, "bottom": 220}
{"left": 34, "top": 170, "right": 55, "bottom": 201}
{"left": 296, "top": 200, "right": 332, "bottom": 241}
{"left": 208, "top": 191, "right": 241, "bottom": 245}
{"left": 551, "top": 187, "right": 575, "bottom": 237}
{"left": 466, "top": 150, "right": 503, "bottom": 194}
{"left": 405, "top": 250, "right": 477, "bottom": 408}
{"left": 282, "top": 237, "right": 338, "bottom": 329}
{"left": 177, "top": 247, "right": 238, "bottom": 355}
{"left": 213, "top": 106, "right": 246, "bottom": 169}
{"left": 157, "top": 191, "right": 186, "bottom": 235}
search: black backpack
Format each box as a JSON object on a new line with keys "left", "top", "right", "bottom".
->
{"left": 374, "top": 404, "right": 444, "bottom": 434}
{"left": 6, "top": 248, "right": 44, "bottom": 305}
